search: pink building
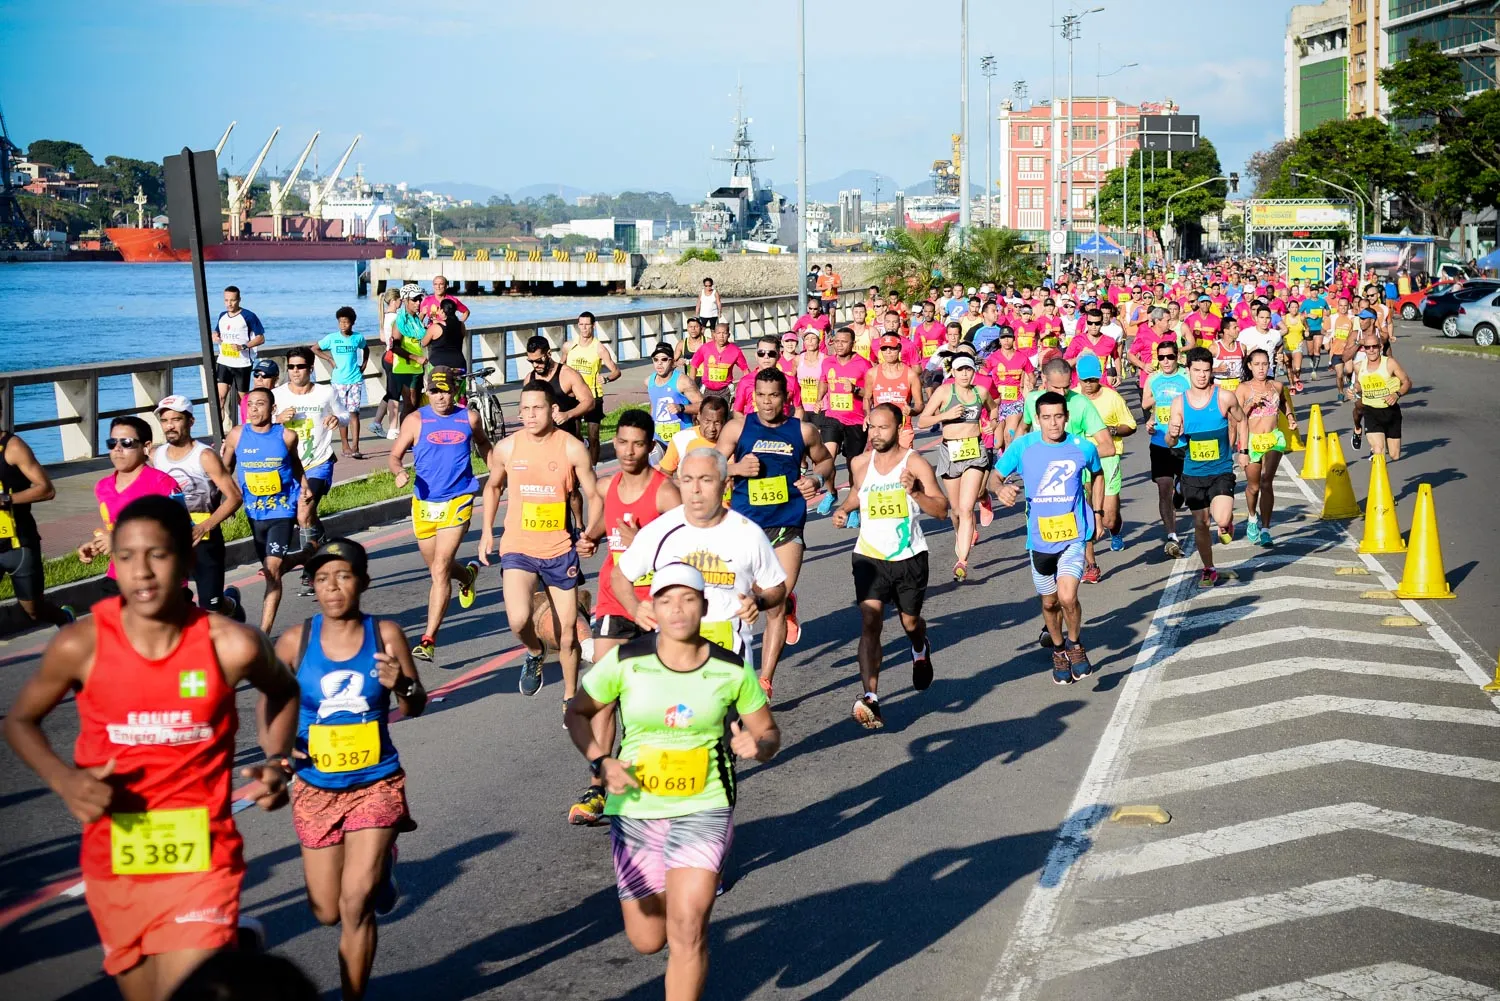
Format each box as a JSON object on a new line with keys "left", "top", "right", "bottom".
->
{"left": 996, "top": 97, "right": 1176, "bottom": 239}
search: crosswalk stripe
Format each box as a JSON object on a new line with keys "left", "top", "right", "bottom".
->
{"left": 1216, "top": 552, "right": 1364, "bottom": 572}
{"left": 1120, "top": 739, "right": 1500, "bottom": 798}
{"left": 1161, "top": 598, "right": 1401, "bottom": 631}
{"left": 1156, "top": 627, "right": 1437, "bottom": 668}
{"left": 1155, "top": 658, "right": 1473, "bottom": 700}
{"left": 1079, "top": 803, "right": 1500, "bottom": 880}
{"left": 1140, "top": 696, "right": 1500, "bottom": 748}
{"left": 1036, "top": 876, "right": 1500, "bottom": 981}
{"left": 1213, "top": 962, "right": 1500, "bottom": 1000}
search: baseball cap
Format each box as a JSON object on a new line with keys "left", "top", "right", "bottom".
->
{"left": 303, "top": 537, "right": 369, "bottom": 578}
{"left": 648, "top": 561, "right": 706, "bottom": 597}
{"left": 998, "top": 325, "right": 1016, "bottom": 339}
{"left": 879, "top": 333, "right": 902, "bottom": 348}
{"left": 951, "top": 355, "right": 977, "bottom": 371}
{"left": 427, "top": 367, "right": 460, "bottom": 393}
{"left": 650, "top": 342, "right": 675, "bottom": 359}
{"left": 1197, "top": 294, "right": 1212, "bottom": 302}
{"left": 1075, "top": 355, "right": 1104, "bottom": 381}
{"left": 400, "top": 282, "right": 423, "bottom": 300}
{"left": 153, "top": 394, "right": 193, "bottom": 415}
{"left": 251, "top": 358, "right": 280, "bottom": 379}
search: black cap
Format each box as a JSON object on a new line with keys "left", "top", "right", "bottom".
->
{"left": 650, "top": 342, "right": 674, "bottom": 359}
{"left": 304, "top": 537, "right": 369, "bottom": 578}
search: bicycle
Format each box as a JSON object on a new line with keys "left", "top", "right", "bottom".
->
{"left": 464, "top": 366, "right": 508, "bottom": 443}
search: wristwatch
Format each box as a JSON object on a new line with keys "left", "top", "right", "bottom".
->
{"left": 589, "top": 754, "right": 610, "bottom": 778}
{"left": 393, "top": 674, "right": 417, "bottom": 698}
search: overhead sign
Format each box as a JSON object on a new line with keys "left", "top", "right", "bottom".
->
{"left": 1138, "top": 114, "right": 1200, "bottom": 152}
{"left": 1248, "top": 201, "right": 1352, "bottom": 230}
{"left": 1286, "top": 249, "right": 1326, "bottom": 283}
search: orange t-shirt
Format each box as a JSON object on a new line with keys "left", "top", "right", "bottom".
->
{"left": 500, "top": 430, "right": 577, "bottom": 559}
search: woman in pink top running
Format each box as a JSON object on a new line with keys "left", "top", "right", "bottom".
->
{"left": 79, "top": 416, "right": 183, "bottom": 582}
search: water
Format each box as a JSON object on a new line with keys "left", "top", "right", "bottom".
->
{"left": 0, "top": 261, "right": 688, "bottom": 461}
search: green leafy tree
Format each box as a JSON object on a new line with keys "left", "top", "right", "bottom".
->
{"left": 1246, "top": 139, "right": 1298, "bottom": 197}
{"left": 950, "top": 227, "right": 1041, "bottom": 288}
{"left": 870, "top": 225, "right": 953, "bottom": 300}
{"left": 25, "top": 139, "right": 99, "bottom": 177}
{"left": 1094, "top": 138, "right": 1227, "bottom": 251}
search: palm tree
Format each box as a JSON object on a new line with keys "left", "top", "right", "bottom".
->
{"left": 951, "top": 226, "right": 1042, "bottom": 289}
{"left": 869, "top": 224, "right": 953, "bottom": 300}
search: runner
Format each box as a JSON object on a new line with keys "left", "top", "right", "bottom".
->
{"left": 658, "top": 395, "right": 731, "bottom": 479}
{"left": 916, "top": 354, "right": 996, "bottom": 582}
{"left": 1282, "top": 299, "right": 1307, "bottom": 391}
{"left": 388, "top": 369, "right": 491, "bottom": 662}
{"left": 690, "top": 321, "right": 749, "bottom": 404}
{"left": 524, "top": 334, "right": 596, "bottom": 440}
{"left": 790, "top": 297, "right": 832, "bottom": 345}
{"left": 796, "top": 327, "right": 829, "bottom": 419}
{"left": 1066, "top": 308, "right": 1119, "bottom": 387}
{"left": 213, "top": 285, "right": 265, "bottom": 425}
{"left": 565, "top": 311, "right": 622, "bottom": 465}
{"left": 867, "top": 331, "right": 925, "bottom": 446}
{"left": 1209, "top": 320, "right": 1246, "bottom": 393}
{"left": 1326, "top": 296, "right": 1357, "bottom": 399}
{"left": 912, "top": 300, "right": 947, "bottom": 362}
{"left": 718, "top": 367, "right": 835, "bottom": 695}
{"left": 1344, "top": 333, "right": 1412, "bottom": 462}
{"left": 645, "top": 343, "right": 702, "bottom": 465}
{"left": 477, "top": 381, "right": 601, "bottom": 700}
{"left": 1237, "top": 306, "right": 1284, "bottom": 384}
{"left": 1165, "top": 347, "right": 1248, "bottom": 588}
{"left": 832, "top": 403, "right": 947, "bottom": 728}
{"left": 388, "top": 285, "right": 428, "bottom": 423}
{"left": 572, "top": 410, "right": 681, "bottom": 825}
{"left": 676, "top": 316, "right": 707, "bottom": 378}
{"left": 811, "top": 326, "right": 871, "bottom": 517}
{"left": 1184, "top": 294, "right": 1221, "bottom": 349}
{"left": 984, "top": 326, "right": 1035, "bottom": 447}
{"left": 731, "top": 335, "right": 790, "bottom": 416}
{"left": 5, "top": 495, "right": 298, "bottom": 1001}
{"left": 1074, "top": 355, "right": 1136, "bottom": 578}
{"left": 274, "top": 346, "right": 348, "bottom": 594}
{"left": 563, "top": 561, "right": 779, "bottom": 1001}
{"left": 78, "top": 417, "right": 182, "bottom": 589}
{"left": 1235, "top": 348, "right": 1297, "bottom": 547}
{"left": 1140, "top": 340, "right": 1191, "bottom": 557}
{"left": 695, "top": 277, "right": 722, "bottom": 329}
{"left": 152, "top": 396, "right": 245, "bottom": 620}
{"left": 0, "top": 407, "right": 73, "bottom": 628}
{"left": 994, "top": 393, "right": 1104, "bottom": 684}
{"left": 225, "top": 389, "right": 314, "bottom": 633}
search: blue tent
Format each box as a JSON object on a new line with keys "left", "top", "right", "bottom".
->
{"left": 1475, "top": 246, "right": 1500, "bottom": 272}
{"left": 1074, "top": 233, "right": 1124, "bottom": 255}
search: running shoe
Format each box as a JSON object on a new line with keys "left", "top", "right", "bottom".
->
{"left": 852, "top": 694, "right": 884, "bottom": 730}
{"left": 458, "top": 560, "right": 480, "bottom": 609}
{"left": 412, "top": 637, "right": 436, "bottom": 662}
{"left": 758, "top": 675, "right": 773, "bottom": 699}
{"left": 1051, "top": 649, "right": 1074, "bottom": 685}
{"left": 815, "top": 493, "right": 835, "bottom": 516}
{"left": 568, "top": 786, "right": 607, "bottom": 826}
{"left": 972, "top": 527, "right": 980, "bottom": 547}
{"left": 952, "top": 560, "right": 968, "bottom": 583}
{"left": 1245, "top": 516, "right": 1261, "bottom": 545}
{"left": 1038, "top": 627, "right": 1056, "bottom": 650}
{"left": 978, "top": 494, "right": 995, "bottom": 526}
{"left": 236, "top": 915, "right": 267, "bottom": 954}
{"left": 1109, "top": 530, "right": 1124, "bottom": 553}
{"left": 223, "top": 586, "right": 246, "bottom": 623}
{"left": 59, "top": 604, "right": 76, "bottom": 626}
{"left": 386, "top": 427, "right": 399, "bottom": 440}
{"left": 784, "top": 593, "right": 801, "bottom": 646}
{"left": 1081, "top": 563, "right": 1102, "bottom": 584}
{"left": 369, "top": 422, "right": 385, "bottom": 438}
{"left": 1164, "top": 536, "right": 1184, "bottom": 559}
{"left": 519, "top": 650, "right": 545, "bottom": 696}
{"left": 1218, "top": 524, "right": 1234, "bottom": 546}
{"left": 847, "top": 509, "right": 860, "bottom": 529}
{"left": 1351, "top": 429, "right": 1363, "bottom": 450}
{"left": 372, "top": 845, "right": 400, "bottom": 916}
{"left": 1258, "top": 528, "right": 1274, "bottom": 547}
{"left": 298, "top": 570, "right": 315, "bottom": 597}
{"left": 1065, "top": 641, "right": 1094, "bottom": 681}
{"left": 912, "top": 645, "right": 934, "bottom": 691}
{"left": 1198, "top": 568, "right": 1220, "bottom": 589}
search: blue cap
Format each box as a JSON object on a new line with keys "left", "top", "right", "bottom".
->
{"left": 1075, "top": 355, "right": 1104, "bottom": 381}
{"left": 251, "top": 358, "right": 279, "bottom": 378}
{"left": 1357, "top": 308, "right": 1377, "bottom": 319}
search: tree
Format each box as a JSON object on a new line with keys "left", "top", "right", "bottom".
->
{"left": 25, "top": 139, "right": 98, "bottom": 176}
{"left": 870, "top": 225, "right": 954, "bottom": 300}
{"left": 950, "top": 227, "right": 1041, "bottom": 288}
{"left": 1093, "top": 138, "right": 1228, "bottom": 251}
{"left": 1246, "top": 139, "right": 1298, "bottom": 197}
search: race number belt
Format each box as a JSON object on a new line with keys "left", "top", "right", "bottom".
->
{"left": 244, "top": 471, "right": 282, "bottom": 496}
{"left": 866, "top": 487, "right": 909, "bottom": 520}
{"left": 636, "top": 745, "right": 709, "bottom": 797}
{"left": 946, "top": 437, "right": 981, "bottom": 462}
{"left": 699, "top": 620, "right": 734, "bottom": 647}
{"left": 1037, "top": 512, "right": 1079, "bottom": 543}
{"left": 747, "top": 476, "right": 789, "bottom": 506}
{"left": 1250, "top": 432, "right": 1279, "bottom": 454}
{"left": 1189, "top": 438, "right": 1222, "bottom": 462}
{"left": 829, "top": 392, "right": 854, "bottom": 412}
{"left": 110, "top": 807, "right": 211, "bottom": 876}
{"left": 308, "top": 721, "right": 381, "bottom": 773}
{"left": 521, "top": 501, "right": 565, "bottom": 532}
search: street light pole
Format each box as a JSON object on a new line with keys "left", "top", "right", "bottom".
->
{"left": 982, "top": 55, "right": 996, "bottom": 229}
{"left": 959, "top": 0, "right": 971, "bottom": 238}
{"left": 1094, "top": 53, "right": 1137, "bottom": 270}
{"left": 797, "top": 0, "right": 807, "bottom": 313}
{"left": 1059, "top": 7, "right": 1103, "bottom": 268}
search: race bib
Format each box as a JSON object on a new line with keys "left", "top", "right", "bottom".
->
{"left": 1219, "top": 378, "right": 1241, "bottom": 391}
{"left": 0, "top": 506, "right": 16, "bottom": 544}
{"left": 655, "top": 420, "right": 682, "bottom": 440}
{"left": 799, "top": 379, "right": 819, "bottom": 407}
{"left": 1189, "top": 438, "right": 1221, "bottom": 462}
{"left": 308, "top": 721, "right": 381, "bottom": 773}
{"left": 1360, "top": 374, "right": 1389, "bottom": 402}
{"left": 521, "top": 501, "right": 565, "bottom": 532}
{"left": 707, "top": 364, "right": 729, "bottom": 383}
{"left": 1154, "top": 404, "right": 1173, "bottom": 426}
{"left": 866, "top": 488, "right": 909, "bottom": 520}
{"left": 922, "top": 340, "right": 938, "bottom": 357}
{"left": 1037, "top": 512, "right": 1079, "bottom": 543}
{"left": 635, "top": 745, "right": 709, "bottom": 798}
{"left": 110, "top": 807, "right": 210, "bottom": 876}
{"left": 418, "top": 499, "right": 453, "bottom": 523}
{"left": 829, "top": 392, "right": 854, "bottom": 412}
{"left": 946, "top": 437, "right": 981, "bottom": 462}
{"left": 189, "top": 511, "right": 212, "bottom": 525}
{"left": 747, "top": 476, "right": 789, "bottom": 506}
{"left": 699, "top": 620, "right": 734, "bottom": 647}
{"left": 999, "top": 385, "right": 1019, "bottom": 401}
{"left": 1250, "top": 432, "right": 1279, "bottom": 454}
{"left": 244, "top": 471, "right": 282, "bottom": 497}
{"left": 219, "top": 343, "right": 241, "bottom": 359}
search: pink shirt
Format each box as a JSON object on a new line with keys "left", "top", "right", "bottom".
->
{"left": 820, "top": 355, "right": 871, "bottom": 426}
{"left": 419, "top": 293, "right": 469, "bottom": 322}
{"left": 94, "top": 466, "right": 182, "bottom": 579}
{"left": 690, "top": 342, "right": 748, "bottom": 390}
{"left": 791, "top": 314, "right": 832, "bottom": 337}
{"left": 912, "top": 321, "right": 946, "bottom": 361}
{"left": 731, "top": 370, "right": 794, "bottom": 416}
{"left": 1065, "top": 334, "right": 1118, "bottom": 388}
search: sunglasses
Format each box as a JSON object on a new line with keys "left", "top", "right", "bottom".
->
{"left": 756, "top": 350, "right": 777, "bottom": 358}
{"left": 107, "top": 437, "right": 144, "bottom": 450}
{"left": 1158, "top": 353, "right": 1178, "bottom": 360}
{"left": 1362, "top": 344, "right": 1382, "bottom": 350}
{"left": 880, "top": 344, "right": 900, "bottom": 351}
{"left": 1086, "top": 320, "right": 1102, "bottom": 326}
{"left": 286, "top": 363, "right": 310, "bottom": 370}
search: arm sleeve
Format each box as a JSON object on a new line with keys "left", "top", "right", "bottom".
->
{"left": 580, "top": 648, "right": 624, "bottom": 705}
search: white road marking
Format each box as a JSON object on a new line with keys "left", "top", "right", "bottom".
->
{"left": 1037, "top": 876, "right": 1500, "bottom": 981}
{"left": 1079, "top": 802, "right": 1500, "bottom": 880}
{"left": 1155, "top": 658, "right": 1473, "bottom": 700}
{"left": 1217, "top": 551, "right": 1364, "bottom": 572}
{"left": 1161, "top": 598, "right": 1401, "bottom": 631}
{"left": 1156, "top": 627, "right": 1438, "bottom": 668}
{"left": 1140, "top": 696, "right": 1500, "bottom": 748}
{"left": 1120, "top": 739, "right": 1500, "bottom": 799}
{"left": 1213, "top": 962, "right": 1500, "bottom": 1001}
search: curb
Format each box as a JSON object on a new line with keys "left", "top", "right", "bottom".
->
{"left": 1420, "top": 345, "right": 1500, "bottom": 362}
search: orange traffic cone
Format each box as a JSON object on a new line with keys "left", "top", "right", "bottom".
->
{"left": 1394, "top": 483, "right": 1455, "bottom": 599}
{"left": 1358, "top": 454, "right": 1405, "bottom": 554}
{"left": 1279, "top": 387, "right": 1305, "bottom": 452}
{"left": 1320, "top": 433, "right": 1360, "bottom": 520}
{"left": 1300, "top": 404, "right": 1328, "bottom": 478}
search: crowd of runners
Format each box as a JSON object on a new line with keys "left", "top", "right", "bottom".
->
{"left": 2, "top": 257, "right": 1417, "bottom": 1001}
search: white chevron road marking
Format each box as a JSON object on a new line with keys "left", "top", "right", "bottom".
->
{"left": 1214, "top": 962, "right": 1500, "bottom": 1000}
{"left": 1120, "top": 740, "right": 1500, "bottom": 799}
{"left": 1037, "top": 876, "right": 1500, "bottom": 981}
{"left": 1080, "top": 803, "right": 1500, "bottom": 881}
{"left": 1140, "top": 697, "right": 1500, "bottom": 748}
{"left": 1156, "top": 628, "right": 1437, "bottom": 669}
{"left": 1161, "top": 598, "right": 1402, "bottom": 632}
{"left": 1155, "top": 658, "right": 1472, "bottom": 700}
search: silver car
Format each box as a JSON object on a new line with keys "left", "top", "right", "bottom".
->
{"left": 1454, "top": 289, "right": 1500, "bottom": 347}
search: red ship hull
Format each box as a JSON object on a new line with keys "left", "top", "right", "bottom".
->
{"left": 105, "top": 228, "right": 409, "bottom": 263}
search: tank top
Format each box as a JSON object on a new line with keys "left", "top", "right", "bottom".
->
{"left": 412, "top": 405, "right": 480, "bottom": 501}
{"left": 426, "top": 320, "right": 467, "bottom": 371}
{"left": 941, "top": 384, "right": 984, "bottom": 427}
{"left": 74, "top": 598, "right": 241, "bottom": 880}
{"left": 646, "top": 372, "right": 690, "bottom": 444}
{"left": 855, "top": 449, "right": 927, "bottom": 562}
{"left": 1212, "top": 342, "right": 1245, "bottom": 390}
{"left": 500, "top": 430, "right": 576, "bottom": 559}
{"left": 697, "top": 290, "right": 720, "bottom": 319}
{"left": 565, "top": 338, "right": 605, "bottom": 396}
{"left": 868, "top": 364, "right": 914, "bottom": 423}
{"left": 596, "top": 469, "right": 668, "bottom": 618}
{"left": 797, "top": 354, "right": 825, "bottom": 411}
{"left": 729, "top": 413, "right": 807, "bottom": 529}
{"left": 153, "top": 442, "right": 218, "bottom": 519}
{"left": 544, "top": 362, "right": 581, "bottom": 430}
{"left": 1182, "top": 388, "right": 1233, "bottom": 477}
{"left": 0, "top": 433, "right": 40, "bottom": 547}
{"left": 234, "top": 424, "right": 297, "bottom": 521}
{"left": 1354, "top": 355, "right": 1396, "bottom": 408}
{"left": 295, "top": 615, "right": 400, "bottom": 790}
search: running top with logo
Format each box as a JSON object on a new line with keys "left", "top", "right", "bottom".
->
{"left": 994, "top": 432, "right": 1102, "bottom": 554}
{"left": 796, "top": 354, "right": 825, "bottom": 412}
{"left": 1302, "top": 295, "right": 1328, "bottom": 333}
{"left": 1146, "top": 370, "right": 1192, "bottom": 447}
{"left": 596, "top": 469, "right": 670, "bottom": 620}
{"left": 867, "top": 364, "right": 915, "bottom": 422}
{"left": 214, "top": 308, "right": 263, "bottom": 369}
{"left": 565, "top": 339, "right": 606, "bottom": 398}
{"left": 985, "top": 349, "right": 1034, "bottom": 404}
{"left": 317, "top": 331, "right": 368, "bottom": 385}
{"left": 391, "top": 310, "right": 426, "bottom": 376}
{"left": 73, "top": 598, "right": 241, "bottom": 879}
{"left": 152, "top": 443, "right": 219, "bottom": 522}
{"left": 729, "top": 413, "right": 806, "bottom": 529}
{"left": 1082, "top": 387, "right": 1136, "bottom": 456}
{"left": 582, "top": 635, "right": 766, "bottom": 819}
{"left": 1185, "top": 311, "right": 1219, "bottom": 347}
{"left": 1211, "top": 342, "right": 1245, "bottom": 390}
{"left": 413, "top": 406, "right": 479, "bottom": 503}
{"left": 499, "top": 430, "right": 576, "bottom": 559}
{"left": 913, "top": 321, "right": 946, "bottom": 359}
{"left": 1354, "top": 354, "right": 1398, "bottom": 408}
{"left": 95, "top": 467, "right": 182, "bottom": 579}
{"left": 1064, "top": 334, "right": 1118, "bottom": 388}
{"left": 0, "top": 433, "right": 40, "bottom": 549}
{"left": 1181, "top": 388, "right": 1234, "bottom": 477}
{"left": 690, "top": 342, "right": 748, "bottom": 392}
{"left": 272, "top": 383, "right": 346, "bottom": 476}
{"left": 295, "top": 614, "right": 400, "bottom": 790}
{"left": 821, "top": 354, "right": 871, "bottom": 426}
{"left": 615, "top": 507, "right": 786, "bottom": 656}
{"left": 855, "top": 450, "right": 928, "bottom": 562}
{"left": 234, "top": 424, "right": 298, "bottom": 520}
{"left": 646, "top": 372, "right": 690, "bottom": 444}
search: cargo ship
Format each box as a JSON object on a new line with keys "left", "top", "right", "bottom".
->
{"left": 105, "top": 226, "right": 409, "bottom": 263}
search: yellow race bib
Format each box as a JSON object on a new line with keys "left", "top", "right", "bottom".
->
{"left": 1359, "top": 374, "right": 1390, "bottom": 404}
{"left": 866, "top": 488, "right": 909, "bottom": 520}
{"left": 244, "top": 471, "right": 282, "bottom": 497}
{"left": 1189, "top": 438, "right": 1221, "bottom": 462}
{"left": 700, "top": 620, "right": 734, "bottom": 647}
{"left": 747, "top": 476, "right": 789, "bottom": 506}
{"left": 220, "top": 343, "right": 241, "bottom": 359}
{"left": 799, "top": 379, "right": 819, "bottom": 407}
{"left": 946, "top": 437, "right": 981, "bottom": 462}
{"left": 829, "top": 392, "right": 854, "bottom": 412}
{"left": 655, "top": 420, "right": 682, "bottom": 440}
{"left": 635, "top": 745, "right": 710, "bottom": 797}
{"left": 1250, "top": 432, "right": 1279, "bottom": 454}
{"left": 999, "top": 385, "right": 1019, "bottom": 401}
{"left": 1038, "top": 512, "right": 1079, "bottom": 543}
{"left": 0, "top": 506, "right": 16, "bottom": 544}
{"left": 110, "top": 808, "right": 210, "bottom": 876}
{"left": 922, "top": 340, "right": 938, "bottom": 357}
{"left": 308, "top": 721, "right": 381, "bottom": 773}
{"left": 1154, "top": 404, "right": 1173, "bottom": 426}
{"left": 1219, "top": 378, "right": 1240, "bottom": 392}
{"left": 707, "top": 363, "right": 729, "bottom": 383}
{"left": 417, "top": 499, "right": 453, "bottom": 523}
{"left": 521, "top": 501, "right": 565, "bottom": 532}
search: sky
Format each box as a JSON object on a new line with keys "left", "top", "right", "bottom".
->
{"left": 1, "top": 0, "right": 1290, "bottom": 201}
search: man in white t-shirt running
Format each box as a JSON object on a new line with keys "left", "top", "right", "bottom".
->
{"left": 213, "top": 284, "right": 265, "bottom": 424}
{"left": 271, "top": 346, "right": 347, "bottom": 592}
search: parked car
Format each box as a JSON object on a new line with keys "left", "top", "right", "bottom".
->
{"left": 1455, "top": 291, "right": 1500, "bottom": 347}
{"left": 1421, "top": 279, "right": 1500, "bottom": 333}
{"left": 1393, "top": 280, "right": 1458, "bottom": 320}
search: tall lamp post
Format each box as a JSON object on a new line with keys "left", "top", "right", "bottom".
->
{"left": 981, "top": 54, "right": 996, "bottom": 229}
{"left": 797, "top": 0, "right": 808, "bottom": 313}
{"left": 959, "top": 0, "right": 970, "bottom": 238}
{"left": 1058, "top": 6, "right": 1103, "bottom": 264}
{"left": 1094, "top": 52, "right": 1137, "bottom": 269}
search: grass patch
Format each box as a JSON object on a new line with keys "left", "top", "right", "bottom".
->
{"left": 1424, "top": 342, "right": 1500, "bottom": 358}
{"left": 5, "top": 405, "right": 645, "bottom": 601}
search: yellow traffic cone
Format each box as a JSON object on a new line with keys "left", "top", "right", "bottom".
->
{"left": 1395, "top": 483, "right": 1455, "bottom": 599}
{"left": 1320, "top": 433, "right": 1361, "bottom": 520}
{"left": 1279, "top": 388, "right": 1305, "bottom": 452}
{"left": 1300, "top": 404, "right": 1328, "bottom": 478}
{"left": 1358, "top": 454, "right": 1405, "bottom": 554}
{"left": 1482, "top": 652, "right": 1500, "bottom": 693}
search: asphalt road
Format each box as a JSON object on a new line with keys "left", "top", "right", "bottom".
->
{"left": 1, "top": 319, "right": 1495, "bottom": 1001}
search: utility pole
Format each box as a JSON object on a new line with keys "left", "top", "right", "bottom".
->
{"left": 982, "top": 54, "right": 996, "bottom": 229}
{"left": 959, "top": 0, "right": 971, "bottom": 238}
{"left": 797, "top": 0, "right": 808, "bottom": 312}
{"left": 1059, "top": 7, "right": 1103, "bottom": 266}
{"left": 1096, "top": 55, "right": 1138, "bottom": 266}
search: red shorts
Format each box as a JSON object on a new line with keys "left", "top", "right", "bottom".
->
{"left": 85, "top": 866, "right": 242, "bottom": 975}
{"left": 291, "top": 771, "right": 416, "bottom": 850}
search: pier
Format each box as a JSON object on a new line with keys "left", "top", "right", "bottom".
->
{"left": 363, "top": 250, "right": 644, "bottom": 296}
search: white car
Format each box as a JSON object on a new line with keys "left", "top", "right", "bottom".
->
{"left": 1454, "top": 289, "right": 1500, "bottom": 347}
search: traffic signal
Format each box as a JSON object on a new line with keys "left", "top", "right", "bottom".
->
{"left": 1228, "top": 173, "right": 1239, "bottom": 194}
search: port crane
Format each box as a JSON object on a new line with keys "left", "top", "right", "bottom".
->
{"left": 269, "top": 132, "right": 318, "bottom": 239}
{"left": 225, "top": 127, "right": 279, "bottom": 238}
{"left": 0, "top": 102, "right": 30, "bottom": 248}
{"left": 213, "top": 122, "right": 236, "bottom": 158}
{"left": 308, "top": 134, "right": 360, "bottom": 234}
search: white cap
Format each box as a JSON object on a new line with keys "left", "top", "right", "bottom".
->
{"left": 951, "top": 355, "right": 977, "bottom": 371}
{"left": 648, "top": 561, "right": 706, "bottom": 597}
{"left": 154, "top": 394, "right": 193, "bottom": 415}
